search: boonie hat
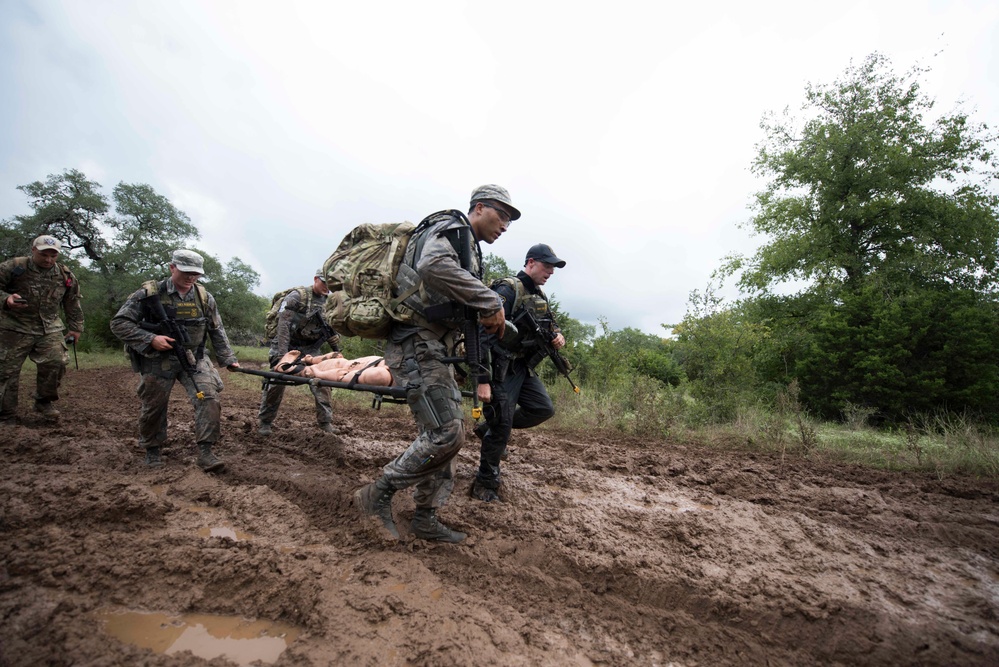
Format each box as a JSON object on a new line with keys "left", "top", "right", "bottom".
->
{"left": 171, "top": 249, "right": 205, "bottom": 274}
{"left": 315, "top": 268, "right": 326, "bottom": 282}
{"left": 470, "top": 184, "right": 521, "bottom": 221}
{"left": 526, "top": 243, "right": 566, "bottom": 268}
{"left": 32, "top": 235, "right": 62, "bottom": 253}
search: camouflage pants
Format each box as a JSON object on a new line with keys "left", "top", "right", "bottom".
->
{"left": 258, "top": 350, "right": 332, "bottom": 425}
{"left": 380, "top": 334, "right": 466, "bottom": 509}
{"left": 0, "top": 329, "right": 68, "bottom": 416}
{"left": 135, "top": 355, "right": 224, "bottom": 450}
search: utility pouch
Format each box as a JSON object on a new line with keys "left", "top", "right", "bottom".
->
{"left": 423, "top": 301, "right": 461, "bottom": 322}
{"left": 125, "top": 345, "right": 143, "bottom": 373}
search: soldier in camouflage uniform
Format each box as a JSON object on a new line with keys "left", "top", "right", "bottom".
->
{"left": 0, "top": 235, "right": 84, "bottom": 424}
{"left": 258, "top": 269, "right": 342, "bottom": 436}
{"left": 110, "top": 249, "right": 240, "bottom": 472}
{"left": 354, "top": 184, "right": 517, "bottom": 543}
{"left": 471, "top": 243, "right": 567, "bottom": 503}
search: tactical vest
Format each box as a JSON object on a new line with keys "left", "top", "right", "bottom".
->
{"left": 289, "top": 289, "right": 328, "bottom": 343}
{"left": 142, "top": 279, "right": 210, "bottom": 353}
{"left": 395, "top": 210, "right": 482, "bottom": 335}
{"left": 493, "top": 276, "right": 552, "bottom": 356}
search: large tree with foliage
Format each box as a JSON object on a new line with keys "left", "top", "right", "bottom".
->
{"left": 730, "top": 53, "right": 999, "bottom": 421}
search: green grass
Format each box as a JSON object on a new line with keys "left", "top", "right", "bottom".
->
{"left": 57, "top": 348, "right": 999, "bottom": 478}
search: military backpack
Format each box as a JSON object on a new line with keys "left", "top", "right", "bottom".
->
{"left": 263, "top": 286, "right": 312, "bottom": 342}
{"left": 321, "top": 210, "right": 473, "bottom": 339}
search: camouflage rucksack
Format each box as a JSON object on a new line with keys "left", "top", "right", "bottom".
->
{"left": 321, "top": 223, "right": 418, "bottom": 339}
{"left": 321, "top": 211, "right": 472, "bottom": 339}
{"left": 263, "top": 286, "right": 311, "bottom": 342}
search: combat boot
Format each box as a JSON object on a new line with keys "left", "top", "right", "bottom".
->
{"left": 319, "top": 423, "right": 339, "bottom": 434}
{"left": 353, "top": 478, "right": 399, "bottom": 539}
{"left": 411, "top": 508, "right": 466, "bottom": 543}
{"left": 34, "top": 400, "right": 60, "bottom": 421}
{"left": 258, "top": 421, "right": 273, "bottom": 436}
{"left": 145, "top": 447, "right": 164, "bottom": 468}
{"left": 470, "top": 480, "right": 500, "bottom": 503}
{"left": 196, "top": 443, "right": 225, "bottom": 473}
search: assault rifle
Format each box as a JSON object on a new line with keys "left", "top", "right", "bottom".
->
{"left": 512, "top": 308, "right": 580, "bottom": 394}
{"left": 139, "top": 292, "right": 205, "bottom": 400}
{"left": 305, "top": 310, "right": 341, "bottom": 352}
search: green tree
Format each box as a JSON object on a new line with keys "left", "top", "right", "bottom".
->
{"left": 14, "top": 169, "right": 112, "bottom": 266}
{"left": 668, "top": 284, "right": 769, "bottom": 421}
{"left": 199, "top": 254, "right": 268, "bottom": 346}
{"left": 739, "top": 53, "right": 998, "bottom": 294}
{"left": 482, "top": 252, "right": 512, "bottom": 284}
{"left": 729, "top": 53, "right": 999, "bottom": 421}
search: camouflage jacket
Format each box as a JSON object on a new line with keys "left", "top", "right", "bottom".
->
{"left": 395, "top": 210, "right": 502, "bottom": 340}
{"left": 0, "top": 256, "right": 84, "bottom": 335}
{"left": 272, "top": 287, "right": 329, "bottom": 357}
{"left": 110, "top": 277, "right": 238, "bottom": 366}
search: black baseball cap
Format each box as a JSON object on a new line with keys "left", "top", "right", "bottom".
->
{"left": 526, "top": 243, "right": 566, "bottom": 268}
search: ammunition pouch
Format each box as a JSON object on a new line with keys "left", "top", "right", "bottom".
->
{"left": 125, "top": 345, "right": 143, "bottom": 373}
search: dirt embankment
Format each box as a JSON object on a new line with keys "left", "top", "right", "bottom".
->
{"left": 1, "top": 365, "right": 998, "bottom": 666}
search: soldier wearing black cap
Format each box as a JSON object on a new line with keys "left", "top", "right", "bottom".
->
{"left": 470, "top": 243, "right": 567, "bottom": 503}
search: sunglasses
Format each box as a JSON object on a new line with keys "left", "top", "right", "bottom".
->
{"left": 480, "top": 202, "right": 513, "bottom": 224}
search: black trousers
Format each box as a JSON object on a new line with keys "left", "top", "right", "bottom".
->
{"left": 476, "top": 359, "right": 554, "bottom": 487}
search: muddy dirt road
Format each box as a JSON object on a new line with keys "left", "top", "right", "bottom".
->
{"left": 2, "top": 365, "right": 998, "bottom": 666}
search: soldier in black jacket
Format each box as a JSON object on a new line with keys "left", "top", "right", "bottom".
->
{"left": 471, "top": 243, "right": 567, "bottom": 502}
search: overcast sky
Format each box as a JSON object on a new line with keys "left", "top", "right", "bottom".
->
{"left": 1, "top": 0, "right": 996, "bottom": 336}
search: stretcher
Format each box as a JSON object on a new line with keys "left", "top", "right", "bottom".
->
{"left": 230, "top": 366, "right": 475, "bottom": 410}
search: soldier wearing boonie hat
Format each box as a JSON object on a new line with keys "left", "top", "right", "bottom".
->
{"left": 257, "top": 268, "right": 341, "bottom": 437}
{"left": 0, "top": 235, "right": 84, "bottom": 424}
{"left": 470, "top": 242, "right": 568, "bottom": 503}
{"left": 353, "top": 183, "right": 520, "bottom": 544}
{"left": 111, "top": 248, "right": 240, "bottom": 473}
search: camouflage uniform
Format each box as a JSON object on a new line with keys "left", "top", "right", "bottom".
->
{"left": 0, "top": 256, "right": 84, "bottom": 419}
{"left": 355, "top": 184, "right": 519, "bottom": 543}
{"left": 110, "top": 277, "right": 238, "bottom": 454}
{"left": 258, "top": 286, "right": 335, "bottom": 428}
{"left": 379, "top": 210, "right": 501, "bottom": 508}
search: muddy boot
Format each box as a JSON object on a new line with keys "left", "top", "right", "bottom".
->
{"left": 145, "top": 447, "right": 164, "bottom": 468}
{"left": 258, "top": 421, "right": 273, "bottom": 436}
{"left": 196, "top": 443, "right": 225, "bottom": 473}
{"left": 470, "top": 480, "right": 500, "bottom": 503}
{"left": 353, "top": 478, "right": 399, "bottom": 539}
{"left": 34, "top": 400, "right": 60, "bottom": 422}
{"left": 319, "top": 422, "right": 339, "bottom": 434}
{"left": 411, "top": 508, "right": 466, "bottom": 543}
